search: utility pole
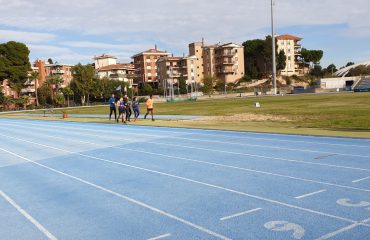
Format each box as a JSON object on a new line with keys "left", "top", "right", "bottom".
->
{"left": 271, "top": 0, "right": 277, "bottom": 95}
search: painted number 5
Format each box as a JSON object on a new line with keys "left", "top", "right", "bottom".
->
{"left": 337, "top": 198, "right": 370, "bottom": 210}
{"left": 264, "top": 221, "right": 305, "bottom": 239}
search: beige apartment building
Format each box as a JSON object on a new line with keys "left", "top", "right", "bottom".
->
{"left": 214, "top": 43, "right": 244, "bottom": 83}
{"left": 188, "top": 41, "right": 245, "bottom": 84}
{"left": 132, "top": 47, "right": 170, "bottom": 88}
{"left": 96, "top": 63, "right": 136, "bottom": 84}
{"left": 93, "top": 54, "right": 118, "bottom": 69}
{"left": 276, "top": 34, "right": 306, "bottom": 76}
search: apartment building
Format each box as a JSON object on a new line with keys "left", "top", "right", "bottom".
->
{"left": 214, "top": 43, "right": 245, "bottom": 83}
{"left": 33, "top": 60, "right": 73, "bottom": 87}
{"left": 132, "top": 46, "right": 170, "bottom": 88}
{"left": 188, "top": 42, "right": 204, "bottom": 84}
{"left": 157, "top": 57, "right": 187, "bottom": 88}
{"left": 20, "top": 66, "right": 40, "bottom": 104}
{"left": 93, "top": 54, "right": 118, "bottom": 69}
{"left": 96, "top": 63, "right": 136, "bottom": 84}
{"left": 188, "top": 41, "right": 245, "bottom": 84}
{"left": 276, "top": 34, "right": 305, "bottom": 76}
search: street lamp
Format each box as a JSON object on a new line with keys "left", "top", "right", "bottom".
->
{"left": 271, "top": 0, "right": 277, "bottom": 95}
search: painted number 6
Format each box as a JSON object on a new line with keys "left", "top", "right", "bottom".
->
{"left": 264, "top": 220, "right": 305, "bottom": 239}
{"left": 337, "top": 198, "right": 370, "bottom": 210}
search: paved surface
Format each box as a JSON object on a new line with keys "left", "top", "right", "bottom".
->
{"left": 18, "top": 114, "right": 202, "bottom": 120}
{"left": 0, "top": 118, "right": 369, "bottom": 240}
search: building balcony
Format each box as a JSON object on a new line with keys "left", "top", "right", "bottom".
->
{"left": 51, "top": 69, "right": 65, "bottom": 74}
{"left": 24, "top": 81, "right": 35, "bottom": 86}
{"left": 109, "top": 73, "right": 136, "bottom": 79}
{"left": 294, "top": 44, "right": 301, "bottom": 48}
{"left": 21, "top": 89, "right": 35, "bottom": 94}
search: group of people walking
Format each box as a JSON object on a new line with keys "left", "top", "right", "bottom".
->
{"left": 108, "top": 93, "right": 154, "bottom": 123}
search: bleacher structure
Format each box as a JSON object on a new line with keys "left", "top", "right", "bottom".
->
{"left": 354, "top": 76, "right": 370, "bottom": 92}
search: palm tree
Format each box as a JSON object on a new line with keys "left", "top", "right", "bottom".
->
{"left": 46, "top": 75, "right": 64, "bottom": 103}
{"left": 30, "top": 71, "right": 40, "bottom": 106}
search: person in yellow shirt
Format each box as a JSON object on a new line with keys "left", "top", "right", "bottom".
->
{"left": 144, "top": 94, "right": 154, "bottom": 121}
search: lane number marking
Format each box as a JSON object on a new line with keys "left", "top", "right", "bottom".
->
{"left": 264, "top": 220, "right": 305, "bottom": 239}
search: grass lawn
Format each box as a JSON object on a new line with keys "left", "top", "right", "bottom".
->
{"left": 2, "top": 92, "right": 370, "bottom": 138}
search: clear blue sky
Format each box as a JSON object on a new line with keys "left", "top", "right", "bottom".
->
{"left": 0, "top": 0, "right": 369, "bottom": 68}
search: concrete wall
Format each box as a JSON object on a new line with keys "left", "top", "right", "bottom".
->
{"left": 319, "top": 76, "right": 359, "bottom": 89}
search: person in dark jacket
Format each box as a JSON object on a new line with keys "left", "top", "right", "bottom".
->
{"left": 132, "top": 97, "right": 140, "bottom": 121}
{"left": 117, "top": 97, "right": 126, "bottom": 123}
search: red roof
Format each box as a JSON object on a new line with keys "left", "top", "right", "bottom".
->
{"left": 98, "top": 63, "right": 135, "bottom": 71}
{"left": 276, "top": 34, "right": 302, "bottom": 41}
{"left": 143, "top": 49, "right": 167, "bottom": 54}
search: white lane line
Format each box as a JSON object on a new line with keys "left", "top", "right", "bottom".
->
{"left": 220, "top": 208, "right": 262, "bottom": 221}
{"left": 0, "top": 134, "right": 360, "bottom": 225}
{"left": 1, "top": 131, "right": 370, "bottom": 194}
{"left": 1, "top": 122, "right": 369, "bottom": 174}
{"left": 315, "top": 217, "right": 370, "bottom": 240}
{"left": 0, "top": 147, "right": 230, "bottom": 240}
{"left": 352, "top": 176, "right": 370, "bottom": 183}
{"left": 6, "top": 118, "right": 370, "bottom": 149}
{"left": 295, "top": 189, "right": 327, "bottom": 199}
{"left": 315, "top": 223, "right": 360, "bottom": 240}
{"left": 3, "top": 120, "right": 370, "bottom": 159}
{"left": 0, "top": 190, "right": 57, "bottom": 240}
{"left": 147, "top": 233, "right": 171, "bottom": 240}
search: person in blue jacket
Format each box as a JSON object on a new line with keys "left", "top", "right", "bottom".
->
{"left": 108, "top": 93, "right": 116, "bottom": 121}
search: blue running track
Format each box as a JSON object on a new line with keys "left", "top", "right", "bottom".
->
{"left": 0, "top": 118, "right": 369, "bottom": 240}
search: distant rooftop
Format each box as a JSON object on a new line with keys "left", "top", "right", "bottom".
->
{"left": 93, "top": 54, "right": 118, "bottom": 60}
{"left": 131, "top": 46, "right": 170, "bottom": 58}
{"left": 97, "top": 63, "right": 135, "bottom": 71}
{"left": 276, "top": 34, "right": 303, "bottom": 41}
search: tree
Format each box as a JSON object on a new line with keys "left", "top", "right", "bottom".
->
{"left": 30, "top": 71, "right": 39, "bottom": 106}
{"left": 243, "top": 36, "right": 287, "bottom": 79}
{"left": 201, "top": 75, "right": 217, "bottom": 96}
{"left": 70, "top": 63, "right": 95, "bottom": 105}
{"left": 46, "top": 75, "right": 64, "bottom": 103}
{"left": 141, "top": 83, "right": 153, "bottom": 95}
{"left": 47, "top": 58, "right": 53, "bottom": 64}
{"left": 178, "top": 77, "right": 187, "bottom": 94}
{"left": 61, "top": 87, "right": 74, "bottom": 107}
{"left": 276, "top": 50, "right": 287, "bottom": 72}
{"left": 345, "top": 62, "right": 355, "bottom": 67}
{"left": 54, "top": 94, "right": 65, "bottom": 107}
{"left": 16, "top": 95, "right": 30, "bottom": 110}
{"left": 0, "top": 41, "right": 31, "bottom": 95}
{"left": 301, "top": 48, "right": 323, "bottom": 66}
{"left": 311, "top": 64, "right": 323, "bottom": 78}
{"left": 347, "top": 65, "right": 370, "bottom": 77}
{"left": 37, "top": 83, "right": 52, "bottom": 106}
{"left": 1, "top": 96, "right": 14, "bottom": 110}
{"left": 322, "top": 64, "right": 337, "bottom": 76}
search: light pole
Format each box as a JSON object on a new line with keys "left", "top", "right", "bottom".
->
{"left": 271, "top": 0, "right": 277, "bottom": 95}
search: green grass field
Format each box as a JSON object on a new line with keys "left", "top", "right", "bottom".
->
{"left": 3, "top": 92, "right": 370, "bottom": 138}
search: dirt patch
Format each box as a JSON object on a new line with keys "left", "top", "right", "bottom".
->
{"left": 190, "top": 113, "right": 291, "bottom": 122}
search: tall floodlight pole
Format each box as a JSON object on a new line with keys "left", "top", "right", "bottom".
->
{"left": 271, "top": 0, "right": 277, "bottom": 95}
